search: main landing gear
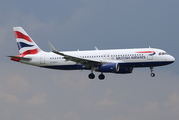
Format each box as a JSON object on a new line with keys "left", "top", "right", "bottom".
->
{"left": 150, "top": 66, "right": 155, "bottom": 77}
{"left": 89, "top": 67, "right": 95, "bottom": 79}
{"left": 98, "top": 73, "right": 105, "bottom": 80}
{"left": 88, "top": 73, "right": 95, "bottom": 79}
{"left": 88, "top": 67, "right": 105, "bottom": 80}
{"left": 88, "top": 73, "right": 105, "bottom": 80}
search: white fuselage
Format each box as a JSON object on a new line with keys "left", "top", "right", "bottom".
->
{"left": 20, "top": 48, "right": 175, "bottom": 71}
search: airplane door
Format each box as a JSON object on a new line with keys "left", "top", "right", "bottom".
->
{"left": 40, "top": 54, "right": 45, "bottom": 64}
{"left": 147, "top": 52, "right": 153, "bottom": 60}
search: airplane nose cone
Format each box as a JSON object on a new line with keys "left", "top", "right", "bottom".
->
{"left": 170, "top": 55, "right": 175, "bottom": 63}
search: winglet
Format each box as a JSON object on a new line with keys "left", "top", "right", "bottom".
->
{"left": 47, "top": 41, "right": 66, "bottom": 56}
{"left": 48, "top": 41, "right": 58, "bottom": 52}
{"left": 94, "top": 46, "right": 99, "bottom": 50}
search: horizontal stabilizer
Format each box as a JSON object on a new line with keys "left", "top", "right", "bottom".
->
{"left": 7, "top": 56, "right": 31, "bottom": 62}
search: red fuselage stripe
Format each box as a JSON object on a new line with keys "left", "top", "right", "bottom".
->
{"left": 136, "top": 51, "right": 155, "bottom": 53}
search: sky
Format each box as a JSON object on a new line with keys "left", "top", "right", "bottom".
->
{"left": 0, "top": 0, "right": 179, "bottom": 120}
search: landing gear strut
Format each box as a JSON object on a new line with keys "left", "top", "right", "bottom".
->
{"left": 88, "top": 67, "right": 95, "bottom": 79}
{"left": 150, "top": 67, "right": 155, "bottom": 77}
{"left": 88, "top": 67, "right": 106, "bottom": 80}
{"left": 98, "top": 73, "right": 105, "bottom": 80}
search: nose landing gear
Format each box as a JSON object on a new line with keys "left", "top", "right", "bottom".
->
{"left": 151, "top": 73, "right": 155, "bottom": 77}
{"left": 150, "top": 67, "right": 155, "bottom": 77}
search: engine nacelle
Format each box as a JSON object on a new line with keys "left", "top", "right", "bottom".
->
{"left": 96, "top": 63, "right": 119, "bottom": 73}
{"left": 116, "top": 67, "right": 133, "bottom": 74}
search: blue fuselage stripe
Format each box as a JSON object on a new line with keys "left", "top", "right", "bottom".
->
{"left": 40, "top": 61, "right": 174, "bottom": 70}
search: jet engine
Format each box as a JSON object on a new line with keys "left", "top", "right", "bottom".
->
{"left": 96, "top": 63, "right": 119, "bottom": 73}
{"left": 116, "top": 67, "right": 133, "bottom": 74}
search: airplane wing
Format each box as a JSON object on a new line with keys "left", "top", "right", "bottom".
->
{"left": 48, "top": 42, "right": 103, "bottom": 68}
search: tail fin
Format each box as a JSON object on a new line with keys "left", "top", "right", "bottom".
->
{"left": 13, "top": 27, "right": 42, "bottom": 57}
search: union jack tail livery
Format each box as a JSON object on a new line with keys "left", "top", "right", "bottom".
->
{"left": 13, "top": 27, "right": 42, "bottom": 56}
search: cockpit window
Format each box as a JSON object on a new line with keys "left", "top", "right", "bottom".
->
{"left": 159, "top": 52, "right": 168, "bottom": 55}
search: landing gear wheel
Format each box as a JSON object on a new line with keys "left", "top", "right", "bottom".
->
{"left": 150, "top": 67, "right": 155, "bottom": 77}
{"left": 88, "top": 73, "right": 95, "bottom": 79}
{"left": 98, "top": 74, "right": 105, "bottom": 80}
{"left": 151, "top": 73, "right": 155, "bottom": 77}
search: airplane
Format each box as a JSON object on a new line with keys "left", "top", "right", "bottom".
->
{"left": 8, "top": 27, "right": 175, "bottom": 80}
